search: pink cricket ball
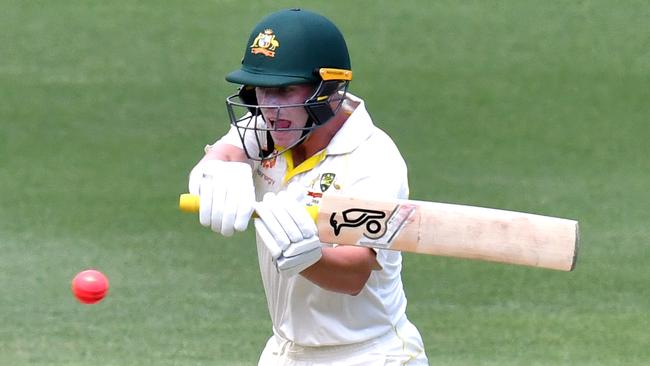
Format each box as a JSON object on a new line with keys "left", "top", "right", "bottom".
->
{"left": 71, "top": 269, "right": 109, "bottom": 304}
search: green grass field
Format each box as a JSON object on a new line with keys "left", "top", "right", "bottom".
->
{"left": 1, "top": 1, "right": 648, "bottom": 364}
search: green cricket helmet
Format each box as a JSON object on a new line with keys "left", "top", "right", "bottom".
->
{"left": 225, "top": 8, "right": 353, "bottom": 160}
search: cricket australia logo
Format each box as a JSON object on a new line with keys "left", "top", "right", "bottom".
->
{"left": 250, "top": 29, "right": 280, "bottom": 57}
{"left": 319, "top": 173, "right": 336, "bottom": 192}
{"left": 329, "top": 204, "right": 416, "bottom": 248}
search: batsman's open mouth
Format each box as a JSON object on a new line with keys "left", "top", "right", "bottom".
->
{"left": 270, "top": 118, "right": 292, "bottom": 130}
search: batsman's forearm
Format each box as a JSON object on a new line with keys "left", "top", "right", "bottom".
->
{"left": 201, "top": 143, "right": 249, "bottom": 163}
{"left": 300, "top": 246, "right": 376, "bottom": 296}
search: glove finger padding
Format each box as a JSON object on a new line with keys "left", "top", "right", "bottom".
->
{"left": 252, "top": 184, "right": 322, "bottom": 277}
{"left": 210, "top": 176, "right": 228, "bottom": 234}
{"left": 254, "top": 195, "right": 291, "bottom": 249}
{"left": 199, "top": 175, "right": 214, "bottom": 228}
{"left": 226, "top": 162, "right": 255, "bottom": 234}
{"left": 192, "top": 160, "right": 255, "bottom": 236}
{"left": 233, "top": 188, "right": 255, "bottom": 232}
{"left": 268, "top": 195, "right": 307, "bottom": 243}
{"left": 276, "top": 237, "right": 323, "bottom": 277}
{"left": 188, "top": 164, "right": 202, "bottom": 196}
{"left": 276, "top": 189, "right": 316, "bottom": 239}
{"left": 282, "top": 236, "right": 322, "bottom": 258}
{"left": 254, "top": 218, "right": 283, "bottom": 258}
{"left": 219, "top": 184, "right": 238, "bottom": 237}
{"left": 220, "top": 168, "right": 251, "bottom": 236}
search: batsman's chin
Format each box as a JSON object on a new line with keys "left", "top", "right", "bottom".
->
{"left": 270, "top": 132, "right": 300, "bottom": 148}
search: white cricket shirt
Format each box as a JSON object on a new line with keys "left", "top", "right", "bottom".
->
{"left": 216, "top": 93, "right": 410, "bottom": 346}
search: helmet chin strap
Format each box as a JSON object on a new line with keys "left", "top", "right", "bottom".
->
{"left": 295, "top": 116, "right": 316, "bottom": 145}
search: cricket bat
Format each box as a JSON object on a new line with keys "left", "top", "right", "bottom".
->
{"left": 179, "top": 194, "right": 579, "bottom": 271}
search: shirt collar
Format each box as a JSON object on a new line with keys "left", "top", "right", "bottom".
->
{"left": 325, "top": 93, "right": 375, "bottom": 156}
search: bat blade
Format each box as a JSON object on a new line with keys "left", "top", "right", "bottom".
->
{"left": 318, "top": 196, "right": 579, "bottom": 271}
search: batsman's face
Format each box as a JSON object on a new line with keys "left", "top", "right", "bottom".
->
{"left": 255, "top": 85, "right": 314, "bottom": 148}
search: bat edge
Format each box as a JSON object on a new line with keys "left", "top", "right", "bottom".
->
{"left": 568, "top": 221, "right": 580, "bottom": 271}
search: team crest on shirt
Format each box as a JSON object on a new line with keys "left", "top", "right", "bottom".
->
{"left": 319, "top": 173, "right": 336, "bottom": 192}
{"left": 306, "top": 173, "right": 341, "bottom": 205}
{"left": 250, "top": 29, "right": 280, "bottom": 57}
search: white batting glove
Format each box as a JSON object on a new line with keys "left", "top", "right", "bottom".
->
{"left": 188, "top": 160, "right": 255, "bottom": 236}
{"left": 254, "top": 184, "right": 322, "bottom": 277}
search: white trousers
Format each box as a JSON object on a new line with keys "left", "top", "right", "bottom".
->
{"left": 257, "top": 315, "right": 428, "bottom": 365}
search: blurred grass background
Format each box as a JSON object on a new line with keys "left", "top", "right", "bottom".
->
{"left": 1, "top": 0, "right": 648, "bottom": 364}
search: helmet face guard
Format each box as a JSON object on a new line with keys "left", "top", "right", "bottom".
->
{"left": 225, "top": 77, "right": 350, "bottom": 161}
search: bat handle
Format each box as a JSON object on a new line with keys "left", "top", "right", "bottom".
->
{"left": 178, "top": 193, "right": 320, "bottom": 223}
{"left": 179, "top": 193, "right": 201, "bottom": 213}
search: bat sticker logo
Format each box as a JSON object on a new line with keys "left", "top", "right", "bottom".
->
{"left": 329, "top": 209, "right": 387, "bottom": 236}
{"left": 329, "top": 204, "right": 417, "bottom": 248}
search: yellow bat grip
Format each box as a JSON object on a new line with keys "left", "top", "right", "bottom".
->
{"left": 179, "top": 193, "right": 201, "bottom": 213}
{"left": 179, "top": 193, "right": 319, "bottom": 222}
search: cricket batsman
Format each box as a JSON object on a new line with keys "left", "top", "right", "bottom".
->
{"left": 188, "top": 8, "right": 429, "bottom": 364}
